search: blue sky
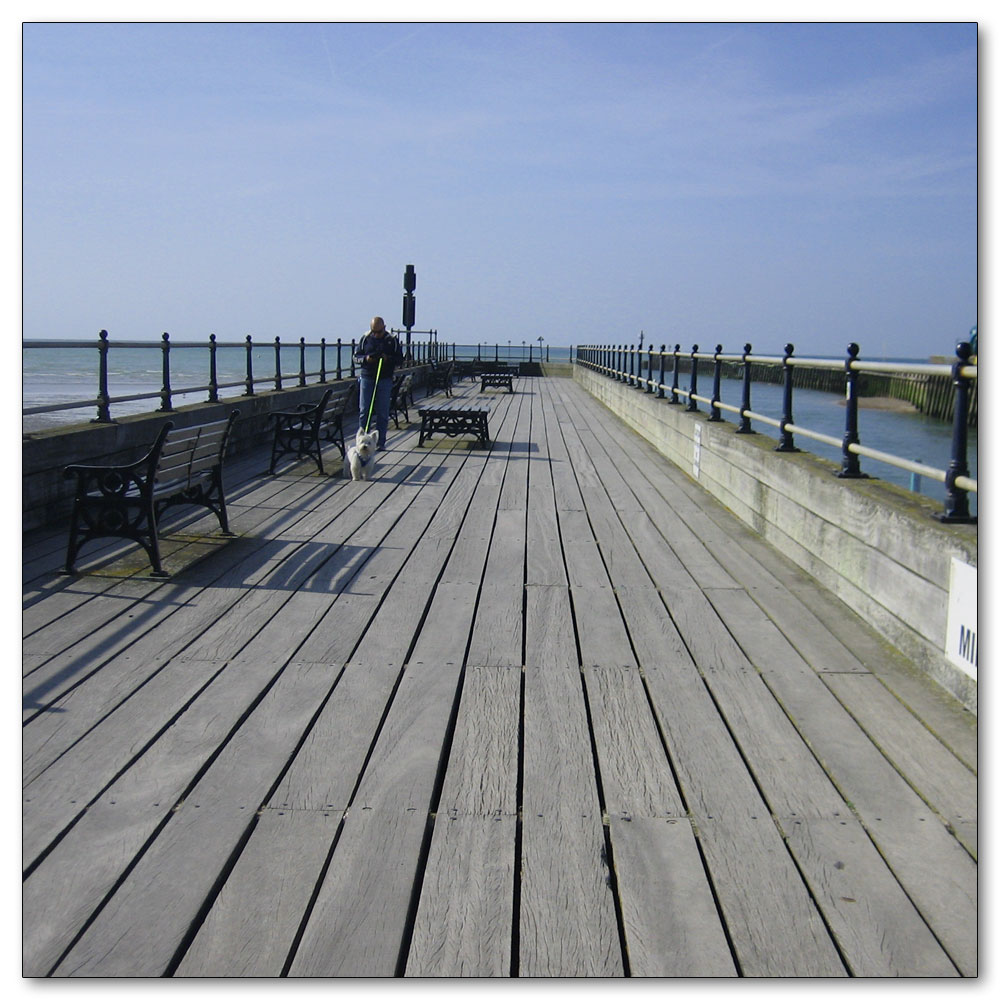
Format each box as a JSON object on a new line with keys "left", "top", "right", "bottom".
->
{"left": 21, "top": 20, "right": 978, "bottom": 358}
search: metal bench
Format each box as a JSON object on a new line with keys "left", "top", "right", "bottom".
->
{"left": 390, "top": 373, "right": 414, "bottom": 428}
{"left": 267, "top": 387, "right": 354, "bottom": 475}
{"left": 480, "top": 372, "right": 515, "bottom": 393}
{"left": 417, "top": 401, "right": 491, "bottom": 447}
{"left": 426, "top": 362, "right": 456, "bottom": 397}
{"left": 63, "top": 411, "right": 240, "bottom": 577}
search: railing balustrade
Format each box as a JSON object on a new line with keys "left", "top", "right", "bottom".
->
{"left": 22, "top": 333, "right": 557, "bottom": 429}
{"left": 576, "top": 341, "right": 978, "bottom": 524}
{"left": 22, "top": 332, "right": 453, "bottom": 424}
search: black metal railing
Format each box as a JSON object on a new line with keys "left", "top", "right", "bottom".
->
{"left": 21, "top": 331, "right": 465, "bottom": 426}
{"left": 576, "top": 341, "right": 978, "bottom": 524}
{"left": 22, "top": 332, "right": 567, "bottom": 432}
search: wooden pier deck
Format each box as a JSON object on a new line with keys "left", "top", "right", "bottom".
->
{"left": 22, "top": 375, "right": 977, "bottom": 978}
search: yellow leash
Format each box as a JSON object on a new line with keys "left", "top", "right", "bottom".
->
{"left": 364, "top": 357, "right": 384, "bottom": 433}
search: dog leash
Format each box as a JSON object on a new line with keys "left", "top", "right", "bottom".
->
{"left": 364, "top": 356, "right": 384, "bottom": 434}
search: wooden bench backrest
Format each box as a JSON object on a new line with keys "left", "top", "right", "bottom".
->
{"left": 155, "top": 415, "right": 236, "bottom": 488}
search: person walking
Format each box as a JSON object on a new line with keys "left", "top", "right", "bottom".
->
{"left": 354, "top": 316, "right": 404, "bottom": 450}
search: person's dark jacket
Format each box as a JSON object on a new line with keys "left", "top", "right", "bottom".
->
{"left": 354, "top": 332, "right": 404, "bottom": 380}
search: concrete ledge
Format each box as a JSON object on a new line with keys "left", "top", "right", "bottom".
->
{"left": 575, "top": 365, "right": 978, "bottom": 712}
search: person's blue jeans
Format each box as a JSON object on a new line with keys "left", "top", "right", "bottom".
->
{"left": 358, "top": 375, "right": 392, "bottom": 448}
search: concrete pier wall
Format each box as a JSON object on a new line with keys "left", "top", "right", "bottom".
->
{"left": 575, "top": 364, "right": 978, "bottom": 711}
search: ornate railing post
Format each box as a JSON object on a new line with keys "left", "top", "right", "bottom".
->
{"left": 244, "top": 335, "right": 255, "bottom": 396}
{"left": 938, "top": 341, "right": 977, "bottom": 523}
{"left": 776, "top": 343, "right": 799, "bottom": 452}
{"left": 159, "top": 332, "right": 173, "bottom": 412}
{"left": 208, "top": 333, "right": 219, "bottom": 402}
{"left": 95, "top": 329, "right": 112, "bottom": 422}
{"left": 350, "top": 339, "right": 357, "bottom": 379}
{"left": 657, "top": 344, "right": 666, "bottom": 398}
{"left": 646, "top": 344, "right": 655, "bottom": 393}
{"left": 709, "top": 343, "right": 723, "bottom": 420}
{"left": 838, "top": 343, "right": 867, "bottom": 478}
{"left": 686, "top": 344, "right": 699, "bottom": 411}
{"left": 336, "top": 338, "right": 343, "bottom": 381}
{"left": 669, "top": 344, "right": 681, "bottom": 404}
{"left": 298, "top": 337, "right": 307, "bottom": 387}
{"left": 274, "top": 337, "right": 283, "bottom": 391}
{"left": 737, "top": 343, "right": 754, "bottom": 434}
{"left": 319, "top": 338, "right": 327, "bottom": 383}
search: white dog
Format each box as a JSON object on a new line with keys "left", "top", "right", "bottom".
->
{"left": 345, "top": 428, "right": 378, "bottom": 480}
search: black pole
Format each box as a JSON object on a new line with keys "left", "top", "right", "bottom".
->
{"left": 686, "top": 344, "right": 699, "bottom": 412}
{"left": 95, "top": 329, "right": 111, "bottom": 422}
{"left": 709, "top": 343, "right": 723, "bottom": 420}
{"left": 320, "top": 337, "right": 327, "bottom": 383}
{"left": 737, "top": 343, "right": 754, "bottom": 434}
{"left": 776, "top": 343, "right": 799, "bottom": 452}
{"left": 274, "top": 337, "right": 282, "bottom": 391}
{"left": 209, "top": 334, "right": 219, "bottom": 402}
{"left": 244, "top": 335, "right": 255, "bottom": 396}
{"left": 838, "top": 343, "right": 867, "bottom": 478}
{"left": 669, "top": 344, "right": 681, "bottom": 404}
{"left": 937, "top": 341, "right": 977, "bottom": 523}
{"left": 159, "top": 332, "right": 173, "bottom": 412}
{"left": 657, "top": 344, "right": 666, "bottom": 399}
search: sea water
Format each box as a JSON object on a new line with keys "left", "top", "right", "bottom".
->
{"left": 21, "top": 342, "right": 976, "bottom": 513}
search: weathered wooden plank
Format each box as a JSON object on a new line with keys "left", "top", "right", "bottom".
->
{"left": 713, "top": 586, "right": 977, "bottom": 975}
{"left": 497, "top": 388, "right": 531, "bottom": 511}
{"left": 628, "top": 582, "right": 849, "bottom": 819}
{"left": 608, "top": 816, "right": 736, "bottom": 977}
{"left": 821, "top": 672, "right": 977, "bottom": 857}
{"left": 467, "top": 512, "right": 525, "bottom": 668}
{"left": 570, "top": 584, "right": 635, "bottom": 668}
{"left": 519, "top": 813, "right": 624, "bottom": 976}
{"left": 583, "top": 664, "right": 684, "bottom": 819}
{"left": 436, "top": 664, "right": 521, "bottom": 818}
{"left": 405, "top": 814, "right": 516, "bottom": 977}
{"left": 50, "top": 659, "right": 339, "bottom": 977}
{"left": 558, "top": 509, "right": 609, "bottom": 589}
{"left": 524, "top": 584, "right": 576, "bottom": 668}
{"left": 22, "top": 657, "right": 227, "bottom": 846}
{"left": 403, "top": 665, "right": 519, "bottom": 975}
{"left": 696, "top": 815, "right": 847, "bottom": 976}
{"left": 539, "top": 383, "right": 585, "bottom": 512}
{"left": 288, "top": 659, "right": 463, "bottom": 976}
{"left": 22, "top": 576, "right": 177, "bottom": 659}
{"left": 175, "top": 807, "right": 342, "bottom": 977}
{"left": 23, "top": 537, "right": 310, "bottom": 762}
{"left": 519, "top": 649, "right": 621, "bottom": 976}
{"left": 266, "top": 659, "right": 402, "bottom": 812}
{"left": 781, "top": 816, "right": 959, "bottom": 976}
{"left": 287, "top": 806, "right": 428, "bottom": 977}
{"left": 524, "top": 467, "right": 566, "bottom": 586}
{"left": 23, "top": 653, "right": 324, "bottom": 974}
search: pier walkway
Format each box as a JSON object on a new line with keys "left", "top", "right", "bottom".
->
{"left": 22, "top": 375, "right": 977, "bottom": 977}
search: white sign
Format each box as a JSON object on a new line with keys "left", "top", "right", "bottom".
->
{"left": 693, "top": 423, "right": 702, "bottom": 479}
{"left": 946, "top": 558, "right": 977, "bottom": 680}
